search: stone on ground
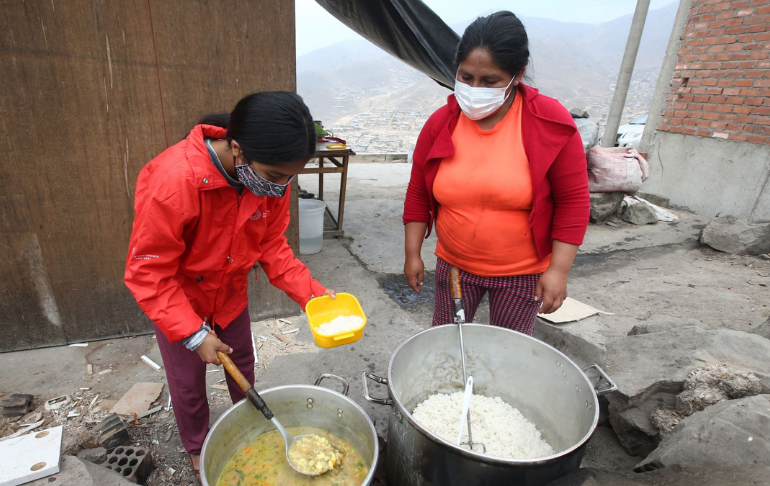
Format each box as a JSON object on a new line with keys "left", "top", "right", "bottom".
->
{"left": 603, "top": 326, "right": 770, "bottom": 456}
{"left": 76, "top": 447, "right": 107, "bottom": 464}
{"left": 533, "top": 317, "right": 606, "bottom": 368}
{"left": 636, "top": 395, "right": 770, "bottom": 472}
{"left": 748, "top": 317, "right": 770, "bottom": 340}
{"left": 29, "top": 456, "right": 134, "bottom": 486}
{"left": 622, "top": 201, "right": 657, "bottom": 225}
{"left": 589, "top": 192, "right": 624, "bottom": 223}
{"left": 700, "top": 215, "right": 770, "bottom": 255}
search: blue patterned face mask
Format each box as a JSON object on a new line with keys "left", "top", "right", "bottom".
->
{"left": 234, "top": 157, "right": 295, "bottom": 198}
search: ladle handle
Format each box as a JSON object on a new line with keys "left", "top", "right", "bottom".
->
{"left": 449, "top": 266, "right": 465, "bottom": 324}
{"left": 217, "top": 351, "right": 274, "bottom": 420}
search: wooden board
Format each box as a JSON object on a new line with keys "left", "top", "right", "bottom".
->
{"left": 0, "top": 0, "right": 298, "bottom": 350}
{"left": 0, "top": 426, "right": 63, "bottom": 486}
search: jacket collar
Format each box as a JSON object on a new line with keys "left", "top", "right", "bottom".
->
{"left": 185, "top": 125, "right": 233, "bottom": 190}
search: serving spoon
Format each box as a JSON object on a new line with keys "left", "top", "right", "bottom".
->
{"left": 217, "top": 351, "right": 339, "bottom": 476}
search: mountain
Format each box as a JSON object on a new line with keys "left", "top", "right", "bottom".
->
{"left": 297, "top": 2, "right": 679, "bottom": 150}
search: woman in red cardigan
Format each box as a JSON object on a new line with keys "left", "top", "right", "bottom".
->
{"left": 403, "top": 11, "right": 590, "bottom": 334}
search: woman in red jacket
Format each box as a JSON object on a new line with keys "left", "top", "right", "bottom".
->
{"left": 124, "top": 91, "right": 333, "bottom": 481}
{"left": 403, "top": 11, "right": 589, "bottom": 334}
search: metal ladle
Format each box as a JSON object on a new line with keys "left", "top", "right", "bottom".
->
{"left": 217, "top": 351, "right": 337, "bottom": 476}
{"left": 449, "top": 266, "right": 486, "bottom": 453}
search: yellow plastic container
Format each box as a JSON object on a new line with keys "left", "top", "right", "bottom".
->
{"left": 306, "top": 293, "right": 366, "bottom": 348}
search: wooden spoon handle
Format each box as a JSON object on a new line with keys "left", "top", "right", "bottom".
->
{"left": 217, "top": 351, "right": 274, "bottom": 420}
{"left": 217, "top": 351, "right": 251, "bottom": 392}
{"left": 449, "top": 266, "right": 462, "bottom": 300}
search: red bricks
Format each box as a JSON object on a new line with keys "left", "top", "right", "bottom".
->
{"left": 658, "top": 0, "right": 770, "bottom": 145}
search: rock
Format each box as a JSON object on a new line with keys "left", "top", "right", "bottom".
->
{"left": 636, "top": 192, "right": 670, "bottom": 208}
{"left": 29, "top": 456, "right": 135, "bottom": 486}
{"left": 533, "top": 317, "right": 606, "bottom": 368}
{"left": 61, "top": 427, "right": 96, "bottom": 456}
{"left": 636, "top": 395, "right": 770, "bottom": 472}
{"left": 569, "top": 107, "right": 590, "bottom": 119}
{"left": 546, "top": 468, "right": 645, "bottom": 486}
{"left": 604, "top": 326, "right": 770, "bottom": 456}
{"left": 621, "top": 201, "right": 657, "bottom": 225}
{"left": 77, "top": 447, "right": 107, "bottom": 464}
{"left": 700, "top": 215, "right": 770, "bottom": 255}
{"left": 650, "top": 365, "right": 762, "bottom": 433}
{"left": 748, "top": 317, "right": 770, "bottom": 340}
{"left": 575, "top": 118, "right": 599, "bottom": 153}
{"left": 627, "top": 320, "right": 702, "bottom": 336}
{"left": 589, "top": 192, "right": 624, "bottom": 223}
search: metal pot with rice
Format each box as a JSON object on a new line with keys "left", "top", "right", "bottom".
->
{"left": 364, "top": 324, "right": 616, "bottom": 486}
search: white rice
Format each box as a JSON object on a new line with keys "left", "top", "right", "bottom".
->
{"left": 412, "top": 392, "right": 554, "bottom": 459}
{"left": 315, "top": 315, "right": 364, "bottom": 335}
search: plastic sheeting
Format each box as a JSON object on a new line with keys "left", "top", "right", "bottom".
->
{"left": 314, "top": 0, "right": 460, "bottom": 89}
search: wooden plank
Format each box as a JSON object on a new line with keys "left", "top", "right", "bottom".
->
{"left": 0, "top": 0, "right": 299, "bottom": 349}
{"left": 0, "top": 0, "right": 167, "bottom": 347}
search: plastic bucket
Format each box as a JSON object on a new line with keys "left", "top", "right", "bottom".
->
{"left": 299, "top": 199, "right": 326, "bottom": 255}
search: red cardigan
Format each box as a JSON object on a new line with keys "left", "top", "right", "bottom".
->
{"left": 403, "top": 84, "right": 590, "bottom": 261}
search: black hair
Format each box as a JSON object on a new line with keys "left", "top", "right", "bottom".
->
{"left": 456, "top": 11, "right": 530, "bottom": 78}
{"left": 198, "top": 91, "right": 316, "bottom": 166}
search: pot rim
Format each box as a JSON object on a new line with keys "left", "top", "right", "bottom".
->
{"left": 201, "top": 384, "right": 379, "bottom": 486}
{"left": 387, "top": 324, "right": 599, "bottom": 466}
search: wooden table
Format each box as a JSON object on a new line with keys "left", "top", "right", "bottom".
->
{"left": 300, "top": 142, "right": 356, "bottom": 237}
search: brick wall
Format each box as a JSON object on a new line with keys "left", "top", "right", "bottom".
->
{"left": 659, "top": 0, "right": 770, "bottom": 145}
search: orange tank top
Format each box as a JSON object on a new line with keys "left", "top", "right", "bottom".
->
{"left": 434, "top": 94, "right": 551, "bottom": 276}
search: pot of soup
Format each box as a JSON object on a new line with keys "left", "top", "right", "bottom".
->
{"left": 201, "top": 374, "right": 378, "bottom": 486}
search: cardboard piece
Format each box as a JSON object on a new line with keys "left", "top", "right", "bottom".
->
{"left": 0, "top": 425, "right": 63, "bottom": 486}
{"left": 111, "top": 383, "right": 164, "bottom": 417}
{"left": 537, "top": 297, "right": 611, "bottom": 324}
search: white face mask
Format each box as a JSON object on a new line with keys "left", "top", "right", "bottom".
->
{"left": 454, "top": 76, "right": 516, "bottom": 121}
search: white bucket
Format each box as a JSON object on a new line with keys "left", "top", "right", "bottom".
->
{"left": 299, "top": 199, "right": 326, "bottom": 255}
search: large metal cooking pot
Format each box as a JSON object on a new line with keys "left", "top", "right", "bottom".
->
{"left": 364, "top": 324, "right": 615, "bottom": 486}
{"left": 202, "top": 374, "right": 379, "bottom": 486}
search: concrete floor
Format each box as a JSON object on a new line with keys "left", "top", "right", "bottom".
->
{"left": 2, "top": 163, "right": 769, "bottom": 484}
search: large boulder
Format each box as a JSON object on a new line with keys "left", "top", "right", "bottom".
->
{"left": 549, "top": 465, "right": 770, "bottom": 486}
{"left": 700, "top": 215, "right": 770, "bottom": 255}
{"left": 603, "top": 326, "right": 770, "bottom": 456}
{"left": 635, "top": 395, "right": 770, "bottom": 472}
{"left": 574, "top": 118, "right": 599, "bottom": 154}
{"left": 589, "top": 192, "right": 624, "bottom": 223}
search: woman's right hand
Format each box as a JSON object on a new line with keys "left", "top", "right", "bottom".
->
{"left": 404, "top": 255, "right": 425, "bottom": 293}
{"left": 196, "top": 330, "right": 232, "bottom": 365}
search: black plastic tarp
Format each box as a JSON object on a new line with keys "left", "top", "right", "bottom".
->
{"left": 314, "top": 0, "right": 460, "bottom": 89}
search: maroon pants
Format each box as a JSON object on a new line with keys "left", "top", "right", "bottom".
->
{"left": 154, "top": 306, "right": 255, "bottom": 455}
{"left": 432, "top": 258, "right": 542, "bottom": 335}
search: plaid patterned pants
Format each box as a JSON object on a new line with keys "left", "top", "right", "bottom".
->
{"left": 432, "top": 258, "right": 542, "bottom": 335}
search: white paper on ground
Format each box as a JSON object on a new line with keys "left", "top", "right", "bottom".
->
{"left": 538, "top": 297, "right": 612, "bottom": 324}
{"left": 0, "top": 425, "right": 62, "bottom": 486}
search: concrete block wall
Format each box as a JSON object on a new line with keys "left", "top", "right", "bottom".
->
{"left": 658, "top": 0, "right": 770, "bottom": 144}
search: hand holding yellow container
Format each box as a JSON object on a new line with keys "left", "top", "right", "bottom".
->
{"left": 306, "top": 293, "right": 366, "bottom": 348}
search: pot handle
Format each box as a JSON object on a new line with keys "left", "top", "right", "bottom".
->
{"left": 314, "top": 374, "right": 350, "bottom": 396}
{"left": 582, "top": 364, "right": 617, "bottom": 396}
{"left": 363, "top": 372, "right": 393, "bottom": 406}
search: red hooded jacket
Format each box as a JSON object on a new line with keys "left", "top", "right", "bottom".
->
{"left": 403, "top": 85, "right": 590, "bottom": 261}
{"left": 125, "top": 125, "right": 325, "bottom": 343}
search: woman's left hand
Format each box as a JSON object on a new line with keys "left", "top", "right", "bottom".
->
{"left": 322, "top": 289, "right": 337, "bottom": 299}
{"left": 534, "top": 269, "right": 568, "bottom": 314}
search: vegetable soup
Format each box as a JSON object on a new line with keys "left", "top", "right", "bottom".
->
{"left": 216, "top": 427, "right": 369, "bottom": 486}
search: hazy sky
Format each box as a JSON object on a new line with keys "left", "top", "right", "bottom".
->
{"left": 296, "top": 0, "right": 679, "bottom": 56}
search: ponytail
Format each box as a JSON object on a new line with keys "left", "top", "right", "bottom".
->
{"left": 197, "top": 113, "right": 230, "bottom": 129}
